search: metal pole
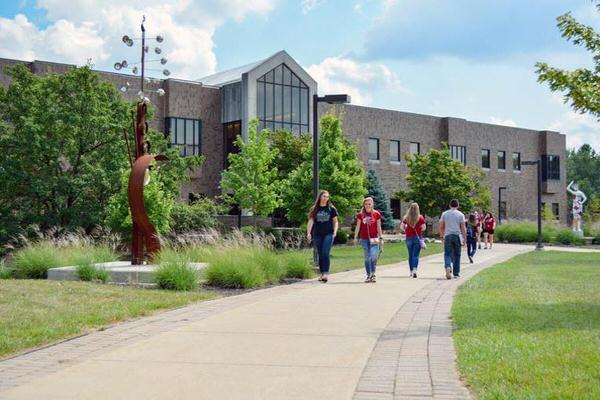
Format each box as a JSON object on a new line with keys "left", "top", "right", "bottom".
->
{"left": 498, "top": 187, "right": 502, "bottom": 225}
{"left": 312, "top": 94, "right": 319, "bottom": 201}
{"left": 536, "top": 160, "right": 544, "bottom": 250}
{"left": 140, "top": 17, "right": 145, "bottom": 94}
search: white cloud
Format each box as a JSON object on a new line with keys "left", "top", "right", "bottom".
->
{"left": 489, "top": 116, "right": 517, "bottom": 127}
{"left": 301, "top": 0, "right": 323, "bottom": 14}
{"left": 0, "top": 1, "right": 275, "bottom": 79}
{"left": 306, "top": 56, "right": 405, "bottom": 105}
{"left": 548, "top": 111, "right": 600, "bottom": 151}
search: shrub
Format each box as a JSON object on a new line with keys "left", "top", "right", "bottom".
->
{"left": 76, "top": 264, "right": 110, "bottom": 283}
{"left": 0, "top": 262, "right": 12, "bottom": 279}
{"left": 495, "top": 223, "right": 551, "bottom": 243}
{"left": 240, "top": 225, "right": 259, "bottom": 236}
{"left": 262, "top": 227, "right": 307, "bottom": 249}
{"left": 335, "top": 229, "right": 349, "bottom": 244}
{"left": 169, "top": 199, "right": 225, "bottom": 233}
{"left": 554, "top": 229, "right": 585, "bottom": 245}
{"left": 154, "top": 255, "right": 199, "bottom": 291}
{"left": 282, "top": 252, "right": 313, "bottom": 279}
{"left": 204, "top": 250, "right": 266, "bottom": 289}
{"left": 253, "top": 249, "right": 286, "bottom": 284}
{"left": 12, "top": 243, "right": 62, "bottom": 279}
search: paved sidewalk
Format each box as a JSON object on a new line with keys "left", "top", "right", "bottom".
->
{"left": 0, "top": 244, "right": 530, "bottom": 400}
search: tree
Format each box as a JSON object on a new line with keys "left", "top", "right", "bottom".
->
{"left": 269, "top": 129, "right": 311, "bottom": 180}
{"left": 366, "top": 169, "right": 394, "bottom": 230}
{"left": 220, "top": 118, "right": 281, "bottom": 224}
{"left": 465, "top": 165, "right": 492, "bottom": 212}
{"left": 394, "top": 147, "right": 476, "bottom": 218}
{"left": 284, "top": 113, "right": 366, "bottom": 225}
{"left": 567, "top": 144, "right": 600, "bottom": 196}
{"left": 0, "top": 64, "right": 131, "bottom": 243}
{"left": 536, "top": 2, "right": 600, "bottom": 119}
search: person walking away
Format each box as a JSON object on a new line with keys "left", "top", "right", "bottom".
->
{"left": 400, "top": 202, "right": 426, "bottom": 278}
{"left": 466, "top": 213, "right": 478, "bottom": 263}
{"left": 474, "top": 210, "right": 483, "bottom": 249}
{"left": 306, "top": 190, "right": 338, "bottom": 283}
{"left": 439, "top": 199, "right": 467, "bottom": 279}
{"left": 353, "top": 197, "right": 383, "bottom": 283}
{"left": 482, "top": 212, "right": 496, "bottom": 249}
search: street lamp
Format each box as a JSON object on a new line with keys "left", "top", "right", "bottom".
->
{"left": 312, "top": 94, "right": 351, "bottom": 201}
{"left": 498, "top": 186, "right": 507, "bottom": 225}
{"left": 522, "top": 160, "right": 544, "bottom": 250}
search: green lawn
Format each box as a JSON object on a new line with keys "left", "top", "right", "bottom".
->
{"left": 294, "top": 241, "right": 443, "bottom": 274}
{"left": 0, "top": 280, "right": 215, "bottom": 359}
{"left": 452, "top": 251, "right": 600, "bottom": 399}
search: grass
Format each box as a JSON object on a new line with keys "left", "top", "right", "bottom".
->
{"left": 495, "top": 222, "right": 585, "bottom": 245}
{"left": 0, "top": 280, "right": 215, "bottom": 359}
{"left": 452, "top": 251, "right": 600, "bottom": 399}
{"left": 75, "top": 264, "right": 110, "bottom": 283}
{"left": 154, "top": 253, "right": 200, "bottom": 291}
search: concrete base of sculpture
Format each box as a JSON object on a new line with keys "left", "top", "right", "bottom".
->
{"left": 47, "top": 261, "right": 207, "bottom": 285}
{"left": 573, "top": 230, "right": 584, "bottom": 238}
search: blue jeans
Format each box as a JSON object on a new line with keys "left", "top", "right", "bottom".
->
{"left": 467, "top": 238, "right": 477, "bottom": 258}
{"left": 405, "top": 237, "right": 421, "bottom": 271}
{"left": 313, "top": 234, "right": 334, "bottom": 273}
{"left": 444, "top": 234, "right": 462, "bottom": 276}
{"left": 360, "top": 239, "right": 379, "bottom": 275}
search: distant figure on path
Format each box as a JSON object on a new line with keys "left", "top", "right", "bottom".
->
{"left": 307, "top": 190, "right": 338, "bottom": 283}
{"left": 354, "top": 197, "right": 383, "bottom": 283}
{"left": 466, "top": 213, "right": 479, "bottom": 264}
{"left": 439, "top": 199, "right": 467, "bottom": 279}
{"left": 474, "top": 210, "right": 483, "bottom": 249}
{"left": 482, "top": 212, "right": 496, "bottom": 249}
{"left": 400, "top": 202, "right": 426, "bottom": 278}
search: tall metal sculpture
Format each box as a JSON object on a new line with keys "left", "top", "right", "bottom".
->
{"left": 115, "top": 16, "right": 170, "bottom": 264}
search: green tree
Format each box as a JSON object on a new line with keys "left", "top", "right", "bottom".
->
{"left": 220, "top": 118, "right": 281, "bottom": 224}
{"left": 395, "top": 147, "right": 476, "bottom": 218}
{"left": 567, "top": 144, "right": 600, "bottom": 196}
{"left": 0, "top": 64, "right": 130, "bottom": 242}
{"left": 284, "top": 113, "right": 366, "bottom": 224}
{"left": 535, "top": 2, "right": 600, "bottom": 118}
{"left": 269, "top": 129, "right": 311, "bottom": 180}
{"left": 366, "top": 169, "right": 394, "bottom": 230}
{"left": 466, "top": 165, "right": 492, "bottom": 212}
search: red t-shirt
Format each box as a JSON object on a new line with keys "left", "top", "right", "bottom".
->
{"left": 484, "top": 216, "right": 496, "bottom": 231}
{"left": 357, "top": 211, "right": 381, "bottom": 240}
{"left": 403, "top": 215, "right": 426, "bottom": 238}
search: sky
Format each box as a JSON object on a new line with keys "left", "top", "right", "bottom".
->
{"left": 0, "top": 0, "right": 598, "bottom": 150}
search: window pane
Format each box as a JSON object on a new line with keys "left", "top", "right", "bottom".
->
{"left": 291, "top": 87, "right": 300, "bottom": 124}
{"left": 497, "top": 151, "right": 505, "bottom": 170}
{"left": 274, "top": 65, "right": 283, "bottom": 84}
{"left": 274, "top": 84, "right": 283, "bottom": 121}
{"left": 265, "top": 83, "right": 273, "bottom": 120}
{"left": 176, "top": 119, "right": 185, "bottom": 144}
{"left": 299, "top": 124, "right": 309, "bottom": 134}
{"left": 369, "top": 138, "right": 379, "bottom": 160}
{"left": 410, "top": 142, "right": 420, "bottom": 155}
{"left": 265, "top": 69, "right": 274, "bottom": 83}
{"left": 292, "top": 125, "right": 300, "bottom": 134}
{"left": 283, "top": 85, "right": 292, "bottom": 123}
{"left": 390, "top": 140, "right": 400, "bottom": 161}
{"left": 257, "top": 82, "right": 265, "bottom": 119}
{"left": 481, "top": 149, "right": 490, "bottom": 168}
{"left": 300, "top": 88, "right": 308, "bottom": 125}
{"left": 283, "top": 65, "right": 292, "bottom": 85}
{"left": 513, "top": 152, "right": 520, "bottom": 170}
{"left": 186, "top": 120, "right": 194, "bottom": 145}
{"left": 291, "top": 73, "right": 300, "bottom": 87}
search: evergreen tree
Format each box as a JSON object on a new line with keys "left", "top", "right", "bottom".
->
{"left": 366, "top": 169, "right": 394, "bottom": 230}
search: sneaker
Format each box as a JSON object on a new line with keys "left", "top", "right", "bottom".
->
{"left": 370, "top": 274, "right": 376, "bottom": 283}
{"left": 412, "top": 271, "right": 417, "bottom": 278}
{"left": 409, "top": 269, "right": 414, "bottom": 277}
{"left": 478, "top": 244, "right": 481, "bottom": 250}
{"left": 468, "top": 255, "right": 473, "bottom": 264}
{"left": 365, "top": 275, "right": 371, "bottom": 283}
{"left": 453, "top": 275, "right": 461, "bottom": 279}
{"left": 445, "top": 267, "right": 452, "bottom": 280}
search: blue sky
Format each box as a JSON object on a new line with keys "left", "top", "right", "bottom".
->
{"left": 0, "top": 0, "right": 598, "bottom": 149}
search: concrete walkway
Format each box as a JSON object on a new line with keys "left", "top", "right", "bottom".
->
{"left": 0, "top": 244, "right": 532, "bottom": 400}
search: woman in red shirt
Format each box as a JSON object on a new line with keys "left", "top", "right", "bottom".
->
{"left": 482, "top": 212, "right": 496, "bottom": 249}
{"left": 353, "top": 197, "right": 383, "bottom": 283}
{"left": 399, "top": 202, "right": 426, "bottom": 278}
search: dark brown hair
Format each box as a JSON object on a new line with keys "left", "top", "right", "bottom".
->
{"left": 308, "top": 191, "right": 336, "bottom": 220}
{"left": 449, "top": 199, "right": 459, "bottom": 208}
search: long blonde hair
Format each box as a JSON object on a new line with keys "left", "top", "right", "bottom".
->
{"left": 404, "top": 202, "right": 421, "bottom": 228}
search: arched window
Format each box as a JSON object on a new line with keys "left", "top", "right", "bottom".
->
{"left": 256, "top": 64, "right": 309, "bottom": 134}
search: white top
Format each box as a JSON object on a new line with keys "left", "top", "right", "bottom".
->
{"left": 440, "top": 208, "right": 465, "bottom": 237}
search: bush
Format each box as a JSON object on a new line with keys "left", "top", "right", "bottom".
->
{"left": 281, "top": 252, "right": 313, "bottom": 279}
{"left": 335, "top": 229, "right": 349, "bottom": 244}
{"left": 204, "top": 250, "right": 266, "bottom": 289}
{"left": 169, "top": 199, "right": 225, "bottom": 233}
{"left": 253, "top": 249, "right": 285, "bottom": 284}
{"left": 262, "top": 227, "right": 307, "bottom": 249}
{"left": 240, "top": 225, "right": 259, "bottom": 236}
{"left": 0, "top": 262, "right": 12, "bottom": 279}
{"left": 154, "top": 256, "right": 199, "bottom": 291}
{"left": 554, "top": 229, "right": 585, "bottom": 245}
{"left": 76, "top": 264, "right": 110, "bottom": 283}
{"left": 495, "top": 223, "right": 551, "bottom": 243}
{"left": 12, "top": 243, "right": 62, "bottom": 279}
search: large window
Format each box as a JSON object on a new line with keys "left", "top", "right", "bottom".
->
{"left": 449, "top": 145, "right": 466, "bottom": 165}
{"left": 513, "top": 152, "right": 521, "bottom": 171}
{"left": 552, "top": 203, "right": 560, "bottom": 220}
{"left": 390, "top": 140, "right": 400, "bottom": 162}
{"left": 256, "top": 64, "right": 309, "bottom": 134}
{"left": 542, "top": 155, "right": 560, "bottom": 180}
{"left": 390, "top": 198, "right": 401, "bottom": 219}
{"left": 409, "top": 142, "right": 420, "bottom": 155}
{"left": 223, "top": 121, "right": 241, "bottom": 167}
{"left": 165, "top": 117, "right": 201, "bottom": 157}
{"left": 369, "top": 138, "right": 380, "bottom": 161}
{"left": 481, "top": 149, "right": 490, "bottom": 168}
{"left": 497, "top": 151, "right": 506, "bottom": 170}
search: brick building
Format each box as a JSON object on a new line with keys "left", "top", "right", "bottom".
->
{"left": 0, "top": 51, "right": 568, "bottom": 224}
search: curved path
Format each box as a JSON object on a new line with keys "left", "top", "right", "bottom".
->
{"left": 0, "top": 244, "right": 530, "bottom": 400}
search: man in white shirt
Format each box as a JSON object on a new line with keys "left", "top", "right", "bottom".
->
{"left": 439, "top": 199, "right": 467, "bottom": 279}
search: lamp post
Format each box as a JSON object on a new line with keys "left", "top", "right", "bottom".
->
{"left": 114, "top": 16, "right": 171, "bottom": 264}
{"left": 312, "top": 94, "right": 351, "bottom": 201}
{"left": 498, "top": 186, "right": 507, "bottom": 225}
{"left": 522, "top": 160, "right": 544, "bottom": 250}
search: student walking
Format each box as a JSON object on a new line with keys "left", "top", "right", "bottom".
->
{"left": 474, "top": 210, "right": 483, "bottom": 249}
{"left": 306, "top": 190, "right": 338, "bottom": 283}
{"left": 400, "top": 202, "right": 426, "bottom": 278}
{"left": 353, "top": 197, "right": 383, "bottom": 283}
{"left": 482, "top": 212, "right": 496, "bottom": 249}
{"left": 466, "top": 213, "right": 478, "bottom": 263}
{"left": 439, "top": 199, "right": 467, "bottom": 279}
